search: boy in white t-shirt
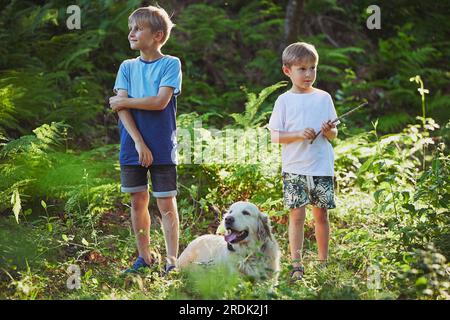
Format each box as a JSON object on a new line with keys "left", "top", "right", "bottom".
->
{"left": 268, "top": 42, "right": 338, "bottom": 282}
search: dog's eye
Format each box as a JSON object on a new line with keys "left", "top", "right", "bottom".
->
{"left": 242, "top": 210, "right": 250, "bottom": 216}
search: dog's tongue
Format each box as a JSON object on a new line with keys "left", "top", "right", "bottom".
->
{"left": 224, "top": 231, "right": 238, "bottom": 243}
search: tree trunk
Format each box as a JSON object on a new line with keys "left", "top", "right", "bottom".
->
{"left": 282, "top": 0, "right": 305, "bottom": 50}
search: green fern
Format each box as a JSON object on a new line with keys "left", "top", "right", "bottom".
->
{"left": 0, "top": 179, "right": 35, "bottom": 214}
{"left": 0, "top": 122, "right": 68, "bottom": 214}
{"left": 377, "top": 112, "right": 413, "bottom": 134}
{"left": 1, "top": 122, "right": 69, "bottom": 159}
{"left": 11, "top": 189, "right": 21, "bottom": 224}
{"left": 0, "top": 85, "right": 21, "bottom": 133}
{"left": 230, "top": 81, "right": 288, "bottom": 128}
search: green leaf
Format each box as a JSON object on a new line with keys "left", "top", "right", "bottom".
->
{"left": 47, "top": 222, "right": 53, "bottom": 232}
{"left": 81, "top": 238, "right": 89, "bottom": 246}
{"left": 415, "top": 277, "right": 427, "bottom": 287}
{"left": 11, "top": 189, "right": 21, "bottom": 224}
{"left": 373, "top": 189, "right": 385, "bottom": 203}
{"left": 41, "top": 200, "right": 47, "bottom": 209}
{"left": 62, "top": 234, "right": 69, "bottom": 242}
{"left": 358, "top": 155, "right": 376, "bottom": 175}
{"left": 84, "top": 269, "right": 92, "bottom": 279}
{"left": 402, "top": 203, "right": 416, "bottom": 212}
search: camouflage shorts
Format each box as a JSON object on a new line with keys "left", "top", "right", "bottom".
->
{"left": 282, "top": 172, "right": 336, "bottom": 209}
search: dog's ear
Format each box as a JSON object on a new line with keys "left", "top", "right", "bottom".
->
{"left": 257, "top": 212, "right": 272, "bottom": 242}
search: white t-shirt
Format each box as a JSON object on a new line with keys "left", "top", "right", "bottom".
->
{"left": 268, "top": 89, "right": 338, "bottom": 176}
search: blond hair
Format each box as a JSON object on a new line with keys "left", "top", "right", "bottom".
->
{"left": 128, "top": 5, "right": 175, "bottom": 45}
{"left": 282, "top": 42, "right": 319, "bottom": 67}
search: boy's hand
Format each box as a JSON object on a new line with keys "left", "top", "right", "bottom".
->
{"left": 321, "top": 120, "right": 336, "bottom": 136}
{"left": 109, "top": 96, "right": 128, "bottom": 112}
{"left": 298, "top": 128, "right": 316, "bottom": 140}
{"left": 135, "top": 140, "right": 153, "bottom": 167}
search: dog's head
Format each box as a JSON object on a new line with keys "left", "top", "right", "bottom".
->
{"left": 220, "top": 201, "right": 272, "bottom": 247}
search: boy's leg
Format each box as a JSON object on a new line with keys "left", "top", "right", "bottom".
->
{"left": 156, "top": 196, "right": 179, "bottom": 267}
{"left": 312, "top": 206, "right": 329, "bottom": 261}
{"left": 130, "top": 190, "right": 154, "bottom": 265}
{"left": 283, "top": 172, "right": 309, "bottom": 280}
{"left": 289, "top": 207, "right": 306, "bottom": 267}
{"left": 120, "top": 165, "right": 153, "bottom": 267}
{"left": 150, "top": 165, "right": 179, "bottom": 268}
{"left": 309, "top": 176, "right": 335, "bottom": 262}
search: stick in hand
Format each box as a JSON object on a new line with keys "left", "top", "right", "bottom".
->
{"left": 310, "top": 102, "right": 368, "bottom": 144}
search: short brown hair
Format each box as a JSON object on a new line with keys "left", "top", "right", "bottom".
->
{"left": 282, "top": 42, "right": 319, "bottom": 67}
{"left": 129, "top": 5, "right": 175, "bottom": 45}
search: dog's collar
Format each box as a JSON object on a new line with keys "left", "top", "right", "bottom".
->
{"left": 227, "top": 242, "right": 235, "bottom": 252}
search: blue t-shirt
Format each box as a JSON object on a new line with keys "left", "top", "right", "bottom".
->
{"left": 113, "top": 55, "right": 182, "bottom": 165}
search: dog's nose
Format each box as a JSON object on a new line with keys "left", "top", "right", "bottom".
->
{"left": 225, "top": 216, "right": 234, "bottom": 227}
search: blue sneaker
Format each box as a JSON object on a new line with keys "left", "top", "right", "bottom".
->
{"left": 122, "top": 257, "right": 150, "bottom": 274}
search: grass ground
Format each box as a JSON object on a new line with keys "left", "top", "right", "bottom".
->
{"left": 0, "top": 189, "right": 408, "bottom": 300}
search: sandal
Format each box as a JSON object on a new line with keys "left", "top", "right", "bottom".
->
{"left": 290, "top": 266, "right": 305, "bottom": 283}
{"left": 161, "top": 264, "right": 176, "bottom": 277}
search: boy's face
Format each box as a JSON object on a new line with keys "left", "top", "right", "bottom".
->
{"left": 282, "top": 59, "right": 317, "bottom": 93}
{"left": 128, "top": 20, "right": 163, "bottom": 51}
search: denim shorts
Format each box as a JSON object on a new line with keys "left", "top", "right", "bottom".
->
{"left": 120, "top": 165, "right": 177, "bottom": 198}
{"left": 282, "top": 172, "right": 336, "bottom": 209}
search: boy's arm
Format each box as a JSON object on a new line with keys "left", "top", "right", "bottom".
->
{"left": 270, "top": 129, "right": 316, "bottom": 144}
{"left": 109, "top": 87, "right": 175, "bottom": 112}
{"left": 114, "top": 89, "right": 153, "bottom": 167}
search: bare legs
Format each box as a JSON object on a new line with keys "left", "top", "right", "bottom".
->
{"left": 289, "top": 206, "right": 329, "bottom": 271}
{"left": 312, "top": 206, "right": 329, "bottom": 262}
{"left": 130, "top": 191, "right": 179, "bottom": 266}
{"left": 130, "top": 191, "right": 153, "bottom": 265}
{"left": 156, "top": 196, "right": 179, "bottom": 266}
{"left": 289, "top": 207, "right": 306, "bottom": 268}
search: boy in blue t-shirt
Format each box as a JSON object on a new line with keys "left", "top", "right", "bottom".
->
{"left": 109, "top": 5, "right": 182, "bottom": 274}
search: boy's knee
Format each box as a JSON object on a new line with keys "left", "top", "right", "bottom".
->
{"left": 314, "top": 212, "right": 329, "bottom": 224}
{"left": 289, "top": 210, "right": 306, "bottom": 225}
{"left": 131, "top": 191, "right": 149, "bottom": 209}
{"left": 291, "top": 216, "right": 306, "bottom": 226}
{"left": 156, "top": 196, "right": 178, "bottom": 216}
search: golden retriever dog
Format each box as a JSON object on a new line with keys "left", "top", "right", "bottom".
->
{"left": 176, "top": 201, "right": 280, "bottom": 281}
